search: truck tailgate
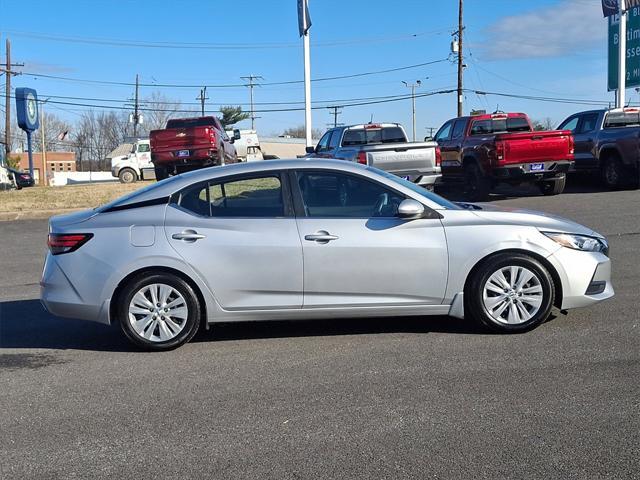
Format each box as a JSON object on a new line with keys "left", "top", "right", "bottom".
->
{"left": 366, "top": 143, "right": 437, "bottom": 174}
{"left": 150, "top": 126, "right": 213, "bottom": 152}
{"left": 497, "top": 130, "right": 572, "bottom": 164}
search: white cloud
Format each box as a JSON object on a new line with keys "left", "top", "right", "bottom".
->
{"left": 481, "top": 0, "right": 607, "bottom": 60}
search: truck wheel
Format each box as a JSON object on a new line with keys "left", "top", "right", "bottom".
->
{"left": 601, "top": 155, "right": 625, "bottom": 190}
{"left": 463, "top": 162, "right": 490, "bottom": 201}
{"left": 118, "top": 168, "right": 137, "bottom": 184}
{"left": 539, "top": 174, "right": 566, "bottom": 196}
{"left": 154, "top": 165, "right": 168, "bottom": 181}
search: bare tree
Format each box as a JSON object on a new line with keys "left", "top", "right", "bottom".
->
{"left": 532, "top": 117, "right": 556, "bottom": 131}
{"left": 31, "top": 111, "right": 74, "bottom": 153}
{"left": 72, "top": 110, "right": 126, "bottom": 171}
{"left": 282, "top": 125, "right": 323, "bottom": 139}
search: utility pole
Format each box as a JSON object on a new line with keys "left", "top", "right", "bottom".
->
{"left": 457, "top": 0, "right": 464, "bottom": 117}
{"left": 133, "top": 74, "right": 140, "bottom": 137}
{"left": 402, "top": 80, "right": 421, "bottom": 142}
{"left": 327, "top": 105, "right": 343, "bottom": 128}
{"left": 197, "top": 87, "right": 209, "bottom": 116}
{"left": 1, "top": 38, "right": 23, "bottom": 155}
{"left": 241, "top": 75, "right": 263, "bottom": 130}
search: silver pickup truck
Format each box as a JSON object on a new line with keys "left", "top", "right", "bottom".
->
{"left": 305, "top": 123, "right": 441, "bottom": 188}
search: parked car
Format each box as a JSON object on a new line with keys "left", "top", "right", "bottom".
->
{"left": 226, "top": 129, "right": 264, "bottom": 162}
{"left": 305, "top": 123, "right": 441, "bottom": 189}
{"left": 149, "top": 116, "right": 240, "bottom": 180}
{"left": 8, "top": 167, "right": 35, "bottom": 189}
{"left": 557, "top": 107, "right": 640, "bottom": 189}
{"left": 110, "top": 139, "right": 154, "bottom": 183}
{"left": 41, "top": 159, "right": 613, "bottom": 350}
{"left": 434, "top": 113, "right": 574, "bottom": 200}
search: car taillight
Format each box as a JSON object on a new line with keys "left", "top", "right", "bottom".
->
{"left": 435, "top": 146, "right": 441, "bottom": 167}
{"left": 208, "top": 128, "right": 216, "bottom": 146}
{"left": 20, "top": 174, "right": 30, "bottom": 180}
{"left": 568, "top": 135, "right": 575, "bottom": 155}
{"left": 357, "top": 151, "right": 367, "bottom": 165}
{"left": 47, "top": 233, "right": 93, "bottom": 255}
{"left": 495, "top": 141, "right": 505, "bottom": 161}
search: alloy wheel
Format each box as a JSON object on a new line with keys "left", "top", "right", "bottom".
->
{"left": 482, "top": 266, "right": 543, "bottom": 325}
{"left": 128, "top": 283, "right": 189, "bottom": 342}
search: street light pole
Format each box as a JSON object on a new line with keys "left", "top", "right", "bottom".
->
{"left": 402, "top": 80, "right": 421, "bottom": 142}
{"left": 618, "top": 1, "right": 627, "bottom": 108}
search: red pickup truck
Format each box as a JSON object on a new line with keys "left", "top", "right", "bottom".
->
{"left": 149, "top": 116, "right": 240, "bottom": 180}
{"left": 433, "top": 113, "right": 574, "bottom": 200}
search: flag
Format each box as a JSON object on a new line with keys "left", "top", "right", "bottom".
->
{"left": 603, "top": 0, "right": 640, "bottom": 17}
{"left": 298, "top": 0, "right": 311, "bottom": 36}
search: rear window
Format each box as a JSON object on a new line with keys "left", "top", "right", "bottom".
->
{"left": 470, "top": 117, "right": 531, "bottom": 135}
{"left": 604, "top": 111, "right": 640, "bottom": 128}
{"left": 166, "top": 117, "right": 216, "bottom": 129}
{"left": 341, "top": 126, "right": 406, "bottom": 146}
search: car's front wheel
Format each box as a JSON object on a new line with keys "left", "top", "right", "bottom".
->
{"left": 117, "top": 273, "right": 201, "bottom": 350}
{"left": 465, "top": 253, "right": 555, "bottom": 333}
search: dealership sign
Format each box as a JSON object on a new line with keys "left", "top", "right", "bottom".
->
{"left": 608, "top": 7, "right": 640, "bottom": 90}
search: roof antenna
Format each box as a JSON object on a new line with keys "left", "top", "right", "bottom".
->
{"left": 493, "top": 104, "right": 505, "bottom": 114}
{"left": 369, "top": 113, "right": 374, "bottom": 124}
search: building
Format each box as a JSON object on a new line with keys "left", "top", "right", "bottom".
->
{"left": 260, "top": 136, "right": 317, "bottom": 159}
{"left": 16, "top": 152, "right": 76, "bottom": 185}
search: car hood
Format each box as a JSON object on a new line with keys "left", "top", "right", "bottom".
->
{"left": 468, "top": 202, "right": 601, "bottom": 238}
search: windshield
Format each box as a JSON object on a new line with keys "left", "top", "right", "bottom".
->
{"left": 367, "top": 166, "right": 460, "bottom": 210}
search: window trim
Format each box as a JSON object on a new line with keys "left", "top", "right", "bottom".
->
{"left": 289, "top": 169, "right": 432, "bottom": 220}
{"left": 171, "top": 170, "right": 294, "bottom": 219}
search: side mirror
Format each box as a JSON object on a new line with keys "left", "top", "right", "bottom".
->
{"left": 397, "top": 199, "right": 425, "bottom": 220}
{"left": 233, "top": 129, "right": 241, "bottom": 141}
{"left": 305, "top": 146, "right": 316, "bottom": 154}
{"left": 424, "top": 136, "right": 434, "bottom": 142}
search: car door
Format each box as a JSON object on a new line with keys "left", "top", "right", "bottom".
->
{"left": 326, "top": 128, "right": 342, "bottom": 158}
{"left": 574, "top": 113, "right": 599, "bottom": 171}
{"left": 309, "top": 131, "right": 333, "bottom": 158}
{"left": 136, "top": 142, "right": 152, "bottom": 168}
{"left": 292, "top": 169, "right": 448, "bottom": 307}
{"left": 165, "top": 171, "right": 303, "bottom": 310}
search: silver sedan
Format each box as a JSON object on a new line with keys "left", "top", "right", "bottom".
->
{"left": 41, "top": 159, "right": 614, "bottom": 350}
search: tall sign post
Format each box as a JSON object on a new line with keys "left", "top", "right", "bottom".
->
{"left": 298, "top": 0, "right": 313, "bottom": 147}
{"left": 15, "top": 88, "right": 39, "bottom": 178}
{"left": 605, "top": 0, "right": 640, "bottom": 103}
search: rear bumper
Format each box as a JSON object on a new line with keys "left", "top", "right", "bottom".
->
{"left": 492, "top": 161, "right": 570, "bottom": 181}
{"left": 152, "top": 147, "right": 220, "bottom": 167}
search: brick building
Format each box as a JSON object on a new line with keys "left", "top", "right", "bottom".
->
{"left": 16, "top": 152, "right": 76, "bottom": 185}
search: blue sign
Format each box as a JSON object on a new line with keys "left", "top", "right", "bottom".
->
{"left": 15, "top": 88, "right": 40, "bottom": 132}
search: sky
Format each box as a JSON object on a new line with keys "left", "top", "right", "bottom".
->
{"left": 0, "top": 0, "right": 612, "bottom": 138}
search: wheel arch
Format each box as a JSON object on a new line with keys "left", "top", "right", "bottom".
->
{"left": 109, "top": 266, "right": 208, "bottom": 328}
{"left": 597, "top": 144, "right": 621, "bottom": 163}
{"left": 463, "top": 248, "right": 563, "bottom": 309}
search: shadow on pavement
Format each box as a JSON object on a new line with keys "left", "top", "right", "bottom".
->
{"left": 0, "top": 299, "right": 483, "bottom": 351}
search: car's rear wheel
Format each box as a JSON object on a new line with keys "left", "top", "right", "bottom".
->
{"left": 154, "top": 165, "right": 169, "bottom": 181}
{"left": 601, "top": 155, "right": 625, "bottom": 190}
{"left": 117, "top": 273, "right": 201, "bottom": 350}
{"left": 539, "top": 174, "right": 566, "bottom": 196}
{"left": 463, "top": 162, "right": 490, "bottom": 201}
{"left": 465, "top": 253, "right": 555, "bottom": 333}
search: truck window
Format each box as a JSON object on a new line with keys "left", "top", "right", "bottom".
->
{"left": 470, "top": 120, "right": 492, "bottom": 135}
{"left": 137, "top": 143, "right": 150, "bottom": 153}
{"left": 329, "top": 129, "right": 341, "bottom": 148}
{"left": 316, "top": 131, "right": 332, "bottom": 151}
{"left": 341, "top": 126, "right": 406, "bottom": 146}
{"left": 451, "top": 120, "right": 466, "bottom": 139}
{"left": 470, "top": 117, "right": 531, "bottom": 135}
{"left": 166, "top": 117, "right": 216, "bottom": 129}
{"left": 604, "top": 110, "right": 640, "bottom": 128}
{"left": 578, "top": 113, "right": 599, "bottom": 134}
{"left": 559, "top": 116, "right": 579, "bottom": 132}
{"left": 434, "top": 121, "right": 453, "bottom": 141}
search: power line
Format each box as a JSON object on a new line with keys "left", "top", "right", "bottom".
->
{"left": 19, "top": 58, "right": 449, "bottom": 89}
{"left": 196, "top": 87, "right": 209, "bottom": 116}
{"left": 240, "top": 75, "right": 263, "bottom": 129}
{"left": 327, "top": 106, "right": 343, "bottom": 128}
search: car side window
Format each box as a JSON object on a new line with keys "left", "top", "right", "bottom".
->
{"left": 578, "top": 113, "right": 599, "bottom": 134}
{"left": 296, "top": 171, "right": 405, "bottom": 218}
{"left": 328, "top": 129, "right": 341, "bottom": 149}
{"left": 178, "top": 175, "right": 285, "bottom": 218}
{"left": 451, "top": 120, "right": 466, "bottom": 139}
{"left": 316, "top": 131, "right": 332, "bottom": 152}
{"left": 434, "top": 121, "right": 453, "bottom": 142}
{"left": 559, "top": 116, "right": 579, "bottom": 133}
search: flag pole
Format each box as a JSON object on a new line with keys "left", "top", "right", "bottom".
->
{"left": 302, "top": 0, "right": 313, "bottom": 147}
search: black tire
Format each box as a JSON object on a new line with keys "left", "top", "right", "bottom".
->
{"left": 463, "top": 162, "right": 491, "bottom": 201}
{"left": 601, "top": 155, "right": 625, "bottom": 190}
{"left": 539, "top": 174, "right": 566, "bottom": 196}
{"left": 464, "top": 252, "right": 555, "bottom": 333}
{"left": 118, "top": 168, "right": 137, "bottom": 184}
{"left": 117, "top": 272, "right": 201, "bottom": 351}
{"left": 154, "top": 165, "right": 169, "bottom": 181}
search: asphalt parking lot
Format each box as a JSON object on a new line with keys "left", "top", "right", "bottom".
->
{"left": 1, "top": 179, "right": 639, "bottom": 479}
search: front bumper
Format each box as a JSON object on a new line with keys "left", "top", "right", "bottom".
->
{"left": 546, "top": 247, "right": 614, "bottom": 310}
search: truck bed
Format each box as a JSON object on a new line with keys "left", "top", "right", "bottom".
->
{"left": 496, "top": 130, "right": 573, "bottom": 165}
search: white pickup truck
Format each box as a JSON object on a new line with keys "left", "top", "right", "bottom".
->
{"left": 305, "top": 123, "right": 441, "bottom": 188}
{"left": 110, "top": 139, "right": 154, "bottom": 183}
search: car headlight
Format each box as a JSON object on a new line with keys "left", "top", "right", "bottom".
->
{"left": 542, "top": 231, "right": 609, "bottom": 255}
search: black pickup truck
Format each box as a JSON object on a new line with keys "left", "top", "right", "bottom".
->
{"left": 558, "top": 108, "right": 640, "bottom": 189}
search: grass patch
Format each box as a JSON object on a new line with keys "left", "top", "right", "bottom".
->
{"left": 0, "top": 182, "right": 150, "bottom": 212}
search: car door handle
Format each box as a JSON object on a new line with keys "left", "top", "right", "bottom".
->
{"left": 172, "top": 230, "right": 206, "bottom": 242}
{"left": 304, "top": 231, "right": 339, "bottom": 243}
